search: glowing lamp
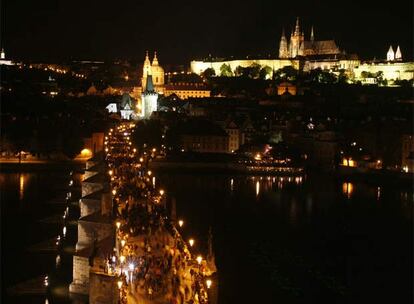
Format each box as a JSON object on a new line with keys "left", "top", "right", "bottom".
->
{"left": 196, "top": 255, "right": 202, "bottom": 265}
{"left": 189, "top": 239, "right": 194, "bottom": 247}
{"left": 80, "top": 148, "right": 92, "bottom": 157}
{"left": 178, "top": 220, "right": 184, "bottom": 227}
{"left": 117, "top": 280, "right": 123, "bottom": 289}
{"left": 206, "top": 279, "right": 212, "bottom": 289}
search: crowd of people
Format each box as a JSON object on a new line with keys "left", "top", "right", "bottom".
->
{"left": 104, "top": 123, "right": 210, "bottom": 304}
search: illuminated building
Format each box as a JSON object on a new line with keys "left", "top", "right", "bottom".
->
{"left": 180, "top": 120, "right": 229, "bottom": 153}
{"left": 353, "top": 47, "right": 414, "bottom": 83}
{"left": 279, "top": 17, "right": 340, "bottom": 58}
{"left": 140, "top": 74, "right": 158, "bottom": 119}
{"left": 277, "top": 82, "right": 297, "bottom": 95}
{"left": 142, "top": 51, "right": 165, "bottom": 94}
{"left": 224, "top": 120, "right": 245, "bottom": 153}
{"left": 190, "top": 18, "right": 413, "bottom": 86}
{"left": 164, "top": 82, "right": 211, "bottom": 99}
{"left": 0, "top": 48, "right": 14, "bottom": 66}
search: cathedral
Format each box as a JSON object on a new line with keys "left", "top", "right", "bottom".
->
{"left": 278, "top": 17, "right": 341, "bottom": 59}
{"left": 141, "top": 51, "right": 165, "bottom": 94}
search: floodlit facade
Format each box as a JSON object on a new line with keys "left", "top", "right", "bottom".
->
{"left": 141, "top": 74, "right": 158, "bottom": 119}
{"left": 142, "top": 51, "right": 165, "bottom": 94}
{"left": 190, "top": 18, "right": 413, "bottom": 86}
{"left": 164, "top": 82, "right": 211, "bottom": 99}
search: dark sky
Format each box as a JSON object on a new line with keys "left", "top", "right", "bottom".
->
{"left": 1, "top": 0, "right": 413, "bottom": 64}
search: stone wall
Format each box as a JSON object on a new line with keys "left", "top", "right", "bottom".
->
{"left": 89, "top": 273, "right": 118, "bottom": 304}
{"left": 82, "top": 181, "right": 104, "bottom": 197}
{"left": 69, "top": 255, "right": 90, "bottom": 295}
{"left": 76, "top": 220, "right": 113, "bottom": 251}
{"left": 80, "top": 198, "right": 101, "bottom": 218}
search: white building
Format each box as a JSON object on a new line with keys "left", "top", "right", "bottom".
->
{"left": 141, "top": 74, "right": 158, "bottom": 119}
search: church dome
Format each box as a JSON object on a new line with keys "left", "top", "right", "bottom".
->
{"left": 151, "top": 52, "right": 165, "bottom": 86}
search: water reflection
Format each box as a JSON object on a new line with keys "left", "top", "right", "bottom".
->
{"left": 289, "top": 198, "right": 298, "bottom": 226}
{"left": 19, "top": 173, "right": 25, "bottom": 200}
{"left": 306, "top": 195, "right": 313, "bottom": 217}
{"left": 342, "top": 182, "right": 354, "bottom": 198}
{"left": 255, "top": 181, "right": 260, "bottom": 197}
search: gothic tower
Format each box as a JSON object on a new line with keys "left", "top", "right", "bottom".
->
{"left": 289, "top": 17, "right": 301, "bottom": 58}
{"left": 141, "top": 74, "right": 158, "bottom": 119}
{"left": 150, "top": 51, "right": 165, "bottom": 87}
{"left": 310, "top": 26, "right": 315, "bottom": 43}
{"left": 386, "top": 45, "right": 395, "bottom": 61}
{"left": 395, "top": 45, "right": 402, "bottom": 61}
{"left": 278, "top": 29, "right": 289, "bottom": 59}
{"left": 142, "top": 51, "right": 152, "bottom": 89}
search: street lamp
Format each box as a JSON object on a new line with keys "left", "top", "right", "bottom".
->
{"left": 189, "top": 239, "right": 194, "bottom": 247}
{"left": 178, "top": 220, "right": 184, "bottom": 227}
{"left": 117, "top": 280, "right": 123, "bottom": 289}
{"left": 159, "top": 189, "right": 164, "bottom": 196}
{"left": 121, "top": 239, "right": 126, "bottom": 247}
{"left": 196, "top": 255, "right": 202, "bottom": 265}
{"left": 116, "top": 222, "right": 121, "bottom": 229}
{"left": 206, "top": 279, "right": 212, "bottom": 289}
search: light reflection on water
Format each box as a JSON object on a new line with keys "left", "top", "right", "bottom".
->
{"left": 19, "top": 173, "right": 25, "bottom": 200}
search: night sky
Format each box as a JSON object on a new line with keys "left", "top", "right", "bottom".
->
{"left": 1, "top": 0, "right": 413, "bottom": 64}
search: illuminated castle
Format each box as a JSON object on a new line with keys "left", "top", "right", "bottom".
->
{"left": 278, "top": 17, "right": 341, "bottom": 59}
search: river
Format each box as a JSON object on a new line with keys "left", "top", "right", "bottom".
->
{"left": 1, "top": 168, "right": 412, "bottom": 303}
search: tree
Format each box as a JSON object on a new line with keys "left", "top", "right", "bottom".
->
{"left": 374, "top": 71, "right": 387, "bottom": 86}
{"left": 235, "top": 66, "right": 244, "bottom": 77}
{"left": 259, "top": 66, "right": 272, "bottom": 80}
{"left": 275, "top": 66, "right": 298, "bottom": 82}
{"left": 337, "top": 69, "right": 348, "bottom": 84}
{"left": 319, "top": 70, "right": 337, "bottom": 84}
{"left": 220, "top": 64, "right": 233, "bottom": 77}
{"left": 248, "top": 63, "right": 261, "bottom": 79}
{"left": 201, "top": 68, "right": 216, "bottom": 79}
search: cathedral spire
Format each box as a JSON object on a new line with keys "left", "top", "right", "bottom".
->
{"left": 294, "top": 17, "right": 300, "bottom": 36}
{"left": 395, "top": 45, "right": 402, "bottom": 60}
{"left": 279, "top": 28, "right": 288, "bottom": 59}
{"left": 152, "top": 51, "right": 159, "bottom": 66}
{"left": 386, "top": 45, "right": 395, "bottom": 61}
{"left": 144, "top": 50, "right": 150, "bottom": 66}
{"left": 310, "top": 26, "right": 314, "bottom": 42}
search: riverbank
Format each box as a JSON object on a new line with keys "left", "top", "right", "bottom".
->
{"left": 149, "top": 159, "right": 304, "bottom": 175}
{"left": 0, "top": 160, "right": 86, "bottom": 172}
{"left": 336, "top": 165, "right": 413, "bottom": 185}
